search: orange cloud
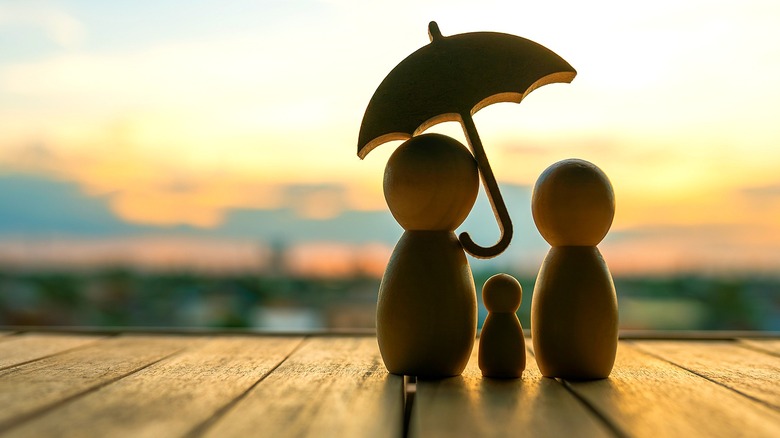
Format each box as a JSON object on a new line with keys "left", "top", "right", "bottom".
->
{"left": 284, "top": 242, "right": 391, "bottom": 278}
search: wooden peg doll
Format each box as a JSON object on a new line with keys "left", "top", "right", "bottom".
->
{"left": 530, "top": 158, "right": 618, "bottom": 380}
{"left": 479, "top": 273, "right": 526, "bottom": 378}
{"left": 376, "top": 133, "right": 479, "bottom": 378}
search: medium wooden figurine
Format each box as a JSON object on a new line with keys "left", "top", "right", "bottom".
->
{"left": 478, "top": 273, "right": 526, "bottom": 378}
{"left": 530, "top": 159, "right": 618, "bottom": 380}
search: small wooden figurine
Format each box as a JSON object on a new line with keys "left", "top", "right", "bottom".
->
{"left": 478, "top": 273, "right": 526, "bottom": 378}
{"left": 376, "top": 133, "right": 479, "bottom": 378}
{"left": 530, "top": 158, "right": 618, "bottom": 380}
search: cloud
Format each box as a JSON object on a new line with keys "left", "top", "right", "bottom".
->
{"left": 283, "top": 242, "right": 391, "bottom": 278}
{"left": 0, "top": 138, "right": 383, "bottom": 228}
{"left": 0, "top": 2, "right": 85, "bottom": 48}
{"left": 0, "top": 172, "right": 142, "bottom": 235}
{"left": 611, "top": 223, "right": 746, "bottom": 241}
{"left": 0, "top": 169, "right": 397, "bottom": 241}
{"left": 281, "top": 184, "right": 349, "bottom": 220}
{"left": 2, "top": 171, "right": 780, "bottom": 274}
{"left": 741, "top": 183, "right": 780, "bottom": 201}
{"left": 0, "top": 236, "right": 272, "bottom": 273}
{"left": 602, "top": 220, "right": 780, "bottom": 274}
{"left": 8, "top": 141, "right": 58, "bottom": 168}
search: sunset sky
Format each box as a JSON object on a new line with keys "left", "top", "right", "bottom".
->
{"left": 1, "top": 0, "right": 779, "bottom": 274}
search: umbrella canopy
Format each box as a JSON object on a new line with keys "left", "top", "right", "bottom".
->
{"left": 358, "top": 22, "right": 576, "bottom": 258}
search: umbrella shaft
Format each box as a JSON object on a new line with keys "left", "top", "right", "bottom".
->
{"left": 459, "top": 112, "right": 513, "bottom": 259}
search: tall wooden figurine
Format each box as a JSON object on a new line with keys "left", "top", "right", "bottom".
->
{"left": 531, "top": 159, "right": 618, "bottom": 380}
{"left": 377, "top": 133, "right": 479, "bottom": 378}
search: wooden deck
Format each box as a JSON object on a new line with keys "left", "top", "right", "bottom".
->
{"left": 0, "top": 330, "right": 778, "bottom": 437}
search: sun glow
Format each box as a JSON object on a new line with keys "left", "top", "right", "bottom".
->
{"left": 1, "top": 0, "right": 780, "bottom": 272}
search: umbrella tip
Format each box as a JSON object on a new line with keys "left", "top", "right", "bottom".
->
{"left": 428, "top": 21, "right": 443, "bottom": 42}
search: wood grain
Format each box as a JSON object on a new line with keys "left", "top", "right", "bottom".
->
{"left": 202, "top": 337, "right": 404, "bottom": 438}
{"left": 1, "top": 332, "right": 778, "bottom": 438}
{"left": 739, "top": 338, "right": 780, "bottom": 356}
{"left": 3, "top": 336, "right": 303, "bottom": 438}
{"left": 410, "top": 339, "right": 613, "bottom": 438}
{"left": 633, "top": 340, "right": 780, "bottom": 410}
{"left": 0, "top": 335, "right": 184, "bottom": 431}
{"left": 0, "top": 333, "right": 104, "bottom": 370}
{"left": 564, "top": 342, "right": 780, "bottom": 437}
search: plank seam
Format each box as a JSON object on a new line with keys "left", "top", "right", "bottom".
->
{"left": 736, "top": 339, "right": 780, "bottom": 359}
{"left": 0, "top": 335, "right": 113, "bottom": 372}
{"left": 183, "top": 336, "right": 309, "bottom": 438}
{"left": 560, "top": 379, "right": 630, "bottom": 438}
{"left": 527, "top": 342, "right": 627, "bottom": 438}
{"left": 628, "top": 341, "right": 780, "bottom": 413}
{"left": 403, "top": 375, "right": 416, "bottom": 438}
{"left": 0, "top": 346, "right": 185, "bottom": 433}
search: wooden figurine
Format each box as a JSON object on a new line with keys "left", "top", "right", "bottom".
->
{"left": 376, "top": 133, "right": 479, "bottom": 378}
{"left": 478, "top": 273, "right": 526, "bottom": 378}
{"left": 530, "top": 159, "right": 618, "bottom": 380}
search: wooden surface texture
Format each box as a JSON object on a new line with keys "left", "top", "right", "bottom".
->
{"left": 0, "top": 331, "right": 778, "bottom": 437}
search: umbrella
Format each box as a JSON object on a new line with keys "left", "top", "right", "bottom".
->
{"left": 358, "top": 21, "right": 576, "bottom": 259}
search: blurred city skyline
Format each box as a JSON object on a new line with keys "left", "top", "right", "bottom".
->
{"left": 2, "top": 1, "right": 780, "bottom": 276}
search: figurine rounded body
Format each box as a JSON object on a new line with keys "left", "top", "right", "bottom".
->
{"left": 378, "top": 231, "right": 476, "bottom": 377}
{"left": 532, "top": 246, "right": 617, "bottom": 379}
{"left": 479, "top": 274, "right": 526, "bottom": 378}
{"left": 377, "top": 134, "right": 479, "bottom": 378}
{"left": 530, "top": 159, "right": 618, "bottom": 380}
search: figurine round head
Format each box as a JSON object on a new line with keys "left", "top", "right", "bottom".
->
{"left": 532, "top": 159, "right": 614, "bottom": 246}
{"left": 384, "top": 133, "right": 479, "bottom": 231}
{"left": 482, "top": 273, "right": 522, "bottom": 313}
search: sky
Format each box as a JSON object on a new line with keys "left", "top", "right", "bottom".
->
{"left": 1, "top": 0, "right": 779, "bottom": 275}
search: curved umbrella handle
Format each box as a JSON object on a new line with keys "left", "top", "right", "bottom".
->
{"left": 458, "top": 112, "right": 514, "bottom": 259}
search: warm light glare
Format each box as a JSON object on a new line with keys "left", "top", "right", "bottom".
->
{"left": 1, "top": 0, "right": 779, "bottom": 273}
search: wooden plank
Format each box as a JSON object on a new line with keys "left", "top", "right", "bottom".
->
{"left": 202, "top": 337, "right": 404, "bottom": 438}
{"left": 409, "top": 339, "right": 613, "bottom": 438}
{"left": 0, "top": 333, "right": 104, "bottom": 370}
{"left": 3, "top": 336, "right": 303, "bottom": 438}
{"left": 0, "top": 335, "right": 185, "bottom": 432}
{"left": 739, "top": 339, "right": 780, "bottom": 356}
{"left": 564, "top": 342, "right": 780, "bottom": 438}
{"left": 633, "top": 340, "right": 780, "bottom": 410}
{"left": 618, "top": 330, "right": 779, "bottom": 340}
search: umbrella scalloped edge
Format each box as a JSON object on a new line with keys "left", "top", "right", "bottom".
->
{"left": 471, "top": 71, "right": 577, "bottom": 115}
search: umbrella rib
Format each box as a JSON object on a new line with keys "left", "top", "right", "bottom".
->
{"left": 458, "top": 112, "right": 513, "bottom": 259}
